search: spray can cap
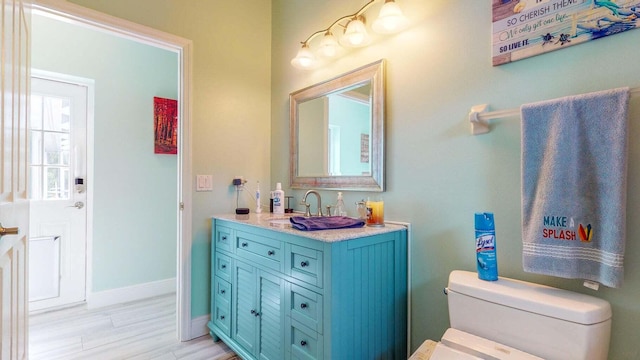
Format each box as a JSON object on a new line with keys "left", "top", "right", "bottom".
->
{"left": 276, "top": 182, "right": 282, "bottom": 190}
{"left": 475, "top": 212, "right": 495, "bottom": 231}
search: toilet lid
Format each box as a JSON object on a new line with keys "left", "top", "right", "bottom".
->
{"left": 431, "top": 329, "right": 544, "bottom": 360}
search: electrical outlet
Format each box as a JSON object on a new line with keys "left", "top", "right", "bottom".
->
{"left": 196, "top": 175, "right": 213, "bottom": 191}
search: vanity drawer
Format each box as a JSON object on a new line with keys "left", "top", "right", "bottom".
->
{"left": 213, "top": 299, "right": 231, "bottom": 337}
{"left": 215, "top": 226, "right": 233, "bottom": 253}
{"left": 289, "top": 244, "right": 323, "bottom": 288}
{"left": 289, "top": 283, "right": 323, "bottom": 334}
{"left": 288, "top": 319, "right": 323, "bottom": 360}
{"left": 214, "top": 277, "right": 231, "bottom": 303}
{"left": 214, "top": 253, "right": 232, "bottom": 282}
{"left": 235, "top": 231, "right": 282, "bottom": 271}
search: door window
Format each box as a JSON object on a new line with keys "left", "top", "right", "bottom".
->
{"left": 29, "top": 94, "right": 71, "bottom": 200}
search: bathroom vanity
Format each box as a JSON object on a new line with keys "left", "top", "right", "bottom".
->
{"left": 208, "top": 213, "right": 408, "bottom": 360}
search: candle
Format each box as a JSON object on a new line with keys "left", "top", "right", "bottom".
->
{"left": 366, "top": 198, "right": 385, "bottom": 227}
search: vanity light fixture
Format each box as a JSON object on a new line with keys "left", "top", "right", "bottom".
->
{"left": 341, "top": 15, "right": 370, "bottom": 47}
{"left": 290, "top": 43, "right": 315, "bottom": 69}
{"left": 318, "top": 31, "right": 340, "bottom": 57}
{"left": 373, "top": 0, "right": 410, "bottom": 34}
{"left": 290, "top": 0, "right": 409, "bottom": 70}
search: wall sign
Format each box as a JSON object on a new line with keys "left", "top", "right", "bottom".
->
{"left": 493, "top": 0, "right": 640, "bottom": 66}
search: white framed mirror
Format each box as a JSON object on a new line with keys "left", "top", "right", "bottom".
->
{"left": 289, "top": 59, "right": 385, "bottom": 191}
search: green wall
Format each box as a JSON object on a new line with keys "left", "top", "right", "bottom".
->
{"left": 272, "top": 1, "right": 640, "bottom": 359}
{"left": 31, "top": 15, "right": 178, "bottom": 292}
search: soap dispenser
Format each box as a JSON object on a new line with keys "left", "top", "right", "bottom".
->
{"left": 334, "top": 192, "right": 347, "bottom": 216}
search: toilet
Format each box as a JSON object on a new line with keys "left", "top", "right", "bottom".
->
{"left": 411, "top": 270, "right": 612, "bottom": 359}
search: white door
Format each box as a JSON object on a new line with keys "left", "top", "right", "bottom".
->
{"left": 0, "top": 0, "right": 31, "bottom": 358}
{"left": 28, "top": 76, "right": 88, "bottom": 312}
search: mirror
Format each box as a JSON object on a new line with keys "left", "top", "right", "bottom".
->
{"left": 290, "top": 59, "right": 385, "bottom": 191}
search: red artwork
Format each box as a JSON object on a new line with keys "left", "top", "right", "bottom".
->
{"left": 154, "top": 97, "right": 178, "bottom": 154}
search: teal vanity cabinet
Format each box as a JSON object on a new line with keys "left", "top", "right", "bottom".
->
{"left": 208, "top": 214, "right": 408, "bottom": 360}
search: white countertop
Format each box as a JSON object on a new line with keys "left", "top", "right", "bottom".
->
{"left": 213, "top": 213, "right": 406, "bottom": 243}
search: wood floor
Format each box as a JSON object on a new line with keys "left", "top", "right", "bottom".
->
{"left": 28, "top": 294, "right": 238, "bottom": 360}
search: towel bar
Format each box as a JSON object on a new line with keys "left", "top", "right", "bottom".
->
{"left": 469, "top": 87, "right": 640, "bottom": 135}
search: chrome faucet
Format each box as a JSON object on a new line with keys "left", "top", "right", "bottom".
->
{"left": 301, "top": 190, "right": 323, "bottom": 217}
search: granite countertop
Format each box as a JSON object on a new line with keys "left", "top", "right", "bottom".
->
{"left": 212, "top": 213, "right": 406, "bottom": 243}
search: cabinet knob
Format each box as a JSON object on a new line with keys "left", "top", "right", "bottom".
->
{"left": 220, "top": 289, "right": 225, "bottom": 294}
{"left": 221, "top": 264, "right": 226, "bottom": 269}
{"left": 241, "top": 242, "right": 248, "bottom": 247}
{"left": 250, "top": 309, "right": 260, "bottom": 317}
{"left": 300, "top": 260, "right": 309, "bottom": 267}
{"left": 300, "top": 340, "right": 307, "bottom": 347}
{"left": 221, "top": 236, "right": 227, "bottom": 241}
{"left": 300, "top": 303, "right": 308, "bottom": 309}
{"left": 268, "top": 250, "right": 275, "bottom": 256}
{"left": 219, "top": 315, "right": 225, "bottom": 320}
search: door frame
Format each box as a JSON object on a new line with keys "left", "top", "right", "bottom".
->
{"left": 31, "top": 0, "right": 194, "bottom": 341}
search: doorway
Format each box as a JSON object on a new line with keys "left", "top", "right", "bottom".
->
{"left": 28, "top": 73, "right": 91, "bottom": 312}
{"left": 30, "top": 8, "right": 179, "bottom": 320}
{"left": 31, "top": 1, "right": 194, "bottom": 340}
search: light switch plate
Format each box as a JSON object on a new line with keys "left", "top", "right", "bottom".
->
{"left": 196, "top": 175, "right": 213, "bottom": 191}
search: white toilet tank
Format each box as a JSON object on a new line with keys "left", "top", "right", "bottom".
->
{"left": 446, "top": 270, "right": 612, "bottom": 360}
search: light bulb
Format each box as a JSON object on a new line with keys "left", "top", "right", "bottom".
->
{"left": 341, "top": 17, "right": 370, "bottom": 47}
{"left": 290, "top": 44, "right": 315, "bottom": 69}
{"left": 318, "top": 32, "right": 340, "bottom": 57}
{"left": 372, "top": 1, "right": 409, "bottom": 34}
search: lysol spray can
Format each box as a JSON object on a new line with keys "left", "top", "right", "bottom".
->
{"left": 475, "top": 212, "right": 498, "bottom": 281}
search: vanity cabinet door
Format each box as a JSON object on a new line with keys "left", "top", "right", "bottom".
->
{"left": 233, "top": 261, "right": 258, "bottom": 354}
{"left": 257, "top": 270, "right": 286, "bottom": 360}
{"left": 233, "top": 260, "right": 286, "bottom": 360}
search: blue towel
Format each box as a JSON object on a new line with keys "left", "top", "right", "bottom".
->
{"left": 521, "top": 87, "right": 629, "bottom": 288}
{"left": 289, "top": 216, "right": 365, "bottom": 231}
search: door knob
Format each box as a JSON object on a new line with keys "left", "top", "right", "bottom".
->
{"left": 0, "top": 223, "right": 19, "bottom": 237}
{"left": 68, "top": 201, "right": 84, "bottom": 209}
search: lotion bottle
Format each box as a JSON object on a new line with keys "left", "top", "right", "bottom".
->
{"left": 273, "top": 183, "right": 285, "bottom": 214}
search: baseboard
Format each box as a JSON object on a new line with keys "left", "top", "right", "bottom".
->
{"left": 87, "top": 277, "right": 176, "bottom": 309}
{"left": 191, "top": 314, "right": 211, "bottom": 338}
